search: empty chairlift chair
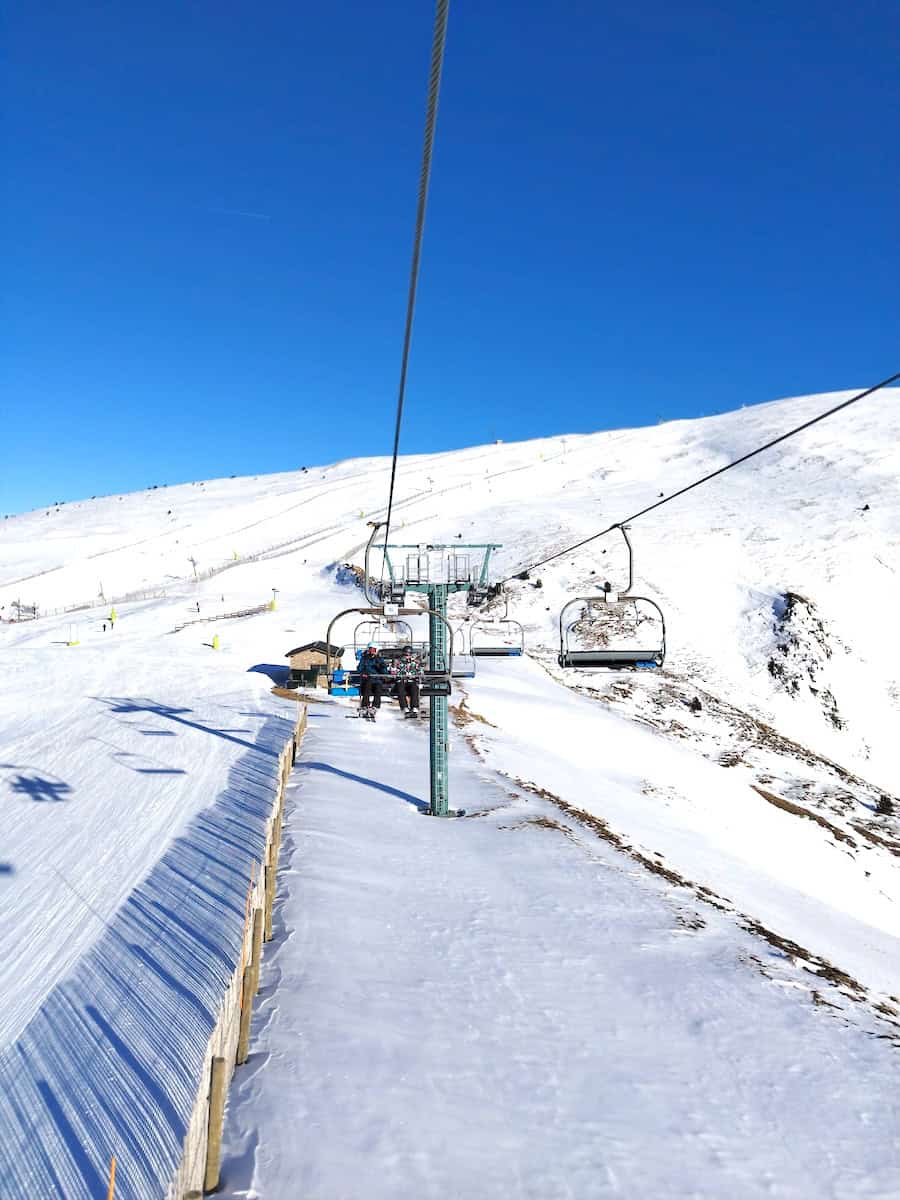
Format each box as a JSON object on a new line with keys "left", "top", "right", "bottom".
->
{"left": 557, "top": 526, "right": 666, "bottom": 671}
{"left": 470, "top": 595, "right": 525, "bottom": 657}
{"left": 450, "top": 623, "right": 477, "bottom": 678}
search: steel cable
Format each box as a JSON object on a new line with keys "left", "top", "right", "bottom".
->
{"left": 381, "top": 0, "right": 450, "bottom": 567}
{"left": 501, "top": 371, "right": 900, "bottom": 584}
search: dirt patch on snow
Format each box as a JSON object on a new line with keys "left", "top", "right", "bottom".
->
{"left": 509, "top": 775, "right": 899, "bottom": 1035}
{"left": 751, "top": 785, "right": 857, "bottom": 847}
{"left": 450, "top": 696, "right": 497, "bottom": 729}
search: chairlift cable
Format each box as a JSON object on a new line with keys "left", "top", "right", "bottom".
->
{"left": 381, "top": 0, "right": 450, "bottom": 567}
{"left": 502, "top": 370, "right": 900, "bottom": 584}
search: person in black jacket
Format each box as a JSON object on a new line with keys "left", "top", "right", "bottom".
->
{"left": 356, "top": 644, "right": 390, "bottom": 712}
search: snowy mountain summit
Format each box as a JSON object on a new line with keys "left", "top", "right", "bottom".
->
{"left": 1, "top": 388, "right": 898, "bottom": 1199}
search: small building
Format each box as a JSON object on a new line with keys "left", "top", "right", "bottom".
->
{"left": 285, "top": 641, "right": 344, "bottom": 687}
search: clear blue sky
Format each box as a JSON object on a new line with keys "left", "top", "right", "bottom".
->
{"left": 2, "top": 1, "right": 897, "bottom": 515}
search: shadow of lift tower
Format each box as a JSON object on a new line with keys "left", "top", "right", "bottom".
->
{"left": 361, "top": 525, "right": 502, "bottom": 818}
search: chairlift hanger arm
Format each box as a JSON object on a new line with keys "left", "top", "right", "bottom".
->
{"left": 363, "top": 522, "right": 385, "bottom": 606}
{"left": 618, "top": 524, "right": 634, "bottom": 594}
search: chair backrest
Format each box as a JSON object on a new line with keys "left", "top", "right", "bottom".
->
{"left": 470, "top": 618, "right": 525, "bottom": 657}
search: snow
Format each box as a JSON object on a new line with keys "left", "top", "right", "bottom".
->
{"left": 0, "top": 388, "right": 898, "bottom": 1197}
{"left": 219, "top": 704, "right": 899, "bottom": 1199}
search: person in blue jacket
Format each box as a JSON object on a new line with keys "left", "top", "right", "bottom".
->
{"left": 356, "top": 643, "right": 390, "bottom": 712}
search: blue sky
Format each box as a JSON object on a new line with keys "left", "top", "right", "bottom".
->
{"left": 2, "top": 1, "right": 897, "bottom": 515}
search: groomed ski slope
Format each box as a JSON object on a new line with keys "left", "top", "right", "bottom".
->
{"left": 218, "top": 692, "right": 899, "bottom": 1199}
{"left": 0, "top": 389, "right": 898, "bottom": 1197}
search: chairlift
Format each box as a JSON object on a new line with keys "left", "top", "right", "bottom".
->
{"left": 557, "top": 525, "right": 666, "bottom": 670}
{"left": 326, "top": 606, "right": 455, "bottom": 699}
{"left": 470, "top": 593, "right": 525, "bottom": 657}
{"left": 450, "top": 623, "right": 477, "bottom": 678}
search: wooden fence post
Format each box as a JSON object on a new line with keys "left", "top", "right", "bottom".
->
{"left": 250, "top": 907, "right": 264, "bottom": 994}
{"left": 264, "top": 846, "right": 276, "bottom": 942}
{"left": 203, "top": 1056, "right": 227, "bottom": 1193}
{"left": 236, "top": 965, "right": 255, "bottom": 1065}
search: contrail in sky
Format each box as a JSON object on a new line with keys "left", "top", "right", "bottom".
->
{"left": 209, "top": 206, "right": 272, "bottom": 220}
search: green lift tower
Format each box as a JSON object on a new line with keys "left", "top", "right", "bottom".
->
{"left": 369, "top": 530, "right": 502, "bottom": 817}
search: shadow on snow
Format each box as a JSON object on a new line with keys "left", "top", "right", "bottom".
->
{"left": 94, "top": 697, "right": 276, "bottom": 758}
{"left": 0, "top": 708, "right": 296, "bottom": 1199}
{"left": 301, "top": 761, "right": 428, "bottom": 813}
{"left": 247, "top": 663, "right": 290, "bottom": 686}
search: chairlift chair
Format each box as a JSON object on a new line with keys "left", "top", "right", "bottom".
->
{"left": 450, "top": 622, "right": 477, "bottom": 678}
{"left": 557, "top": 525, "right": 666, "bottom": 671}
{"left": 470, "top": 593, "right": 524, "bottom": 657}
{"left": 326, "top": 606, "right": 454, "bottom": 699}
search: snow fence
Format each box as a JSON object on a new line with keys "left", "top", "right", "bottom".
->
{"left": 0, "top": 704, "right": 308, "bottom": 1200}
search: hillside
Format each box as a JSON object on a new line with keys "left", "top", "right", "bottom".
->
{"left": 1, "top": 388, "right": 898, "bottom": 1198}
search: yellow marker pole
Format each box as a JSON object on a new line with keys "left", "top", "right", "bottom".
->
{"left": 212, "top": 634, "right": 220, "bottom": 650}
{"left": 106, "top": 1155, "right": 116, "bottom": 1200}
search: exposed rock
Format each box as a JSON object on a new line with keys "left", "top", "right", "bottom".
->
{"left": 768, "top": 591, "right": 844, "bottom": 729}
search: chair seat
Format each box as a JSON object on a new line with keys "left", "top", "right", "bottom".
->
{"left": 472, "top": 647, "right": 523, "bottom": 657}
{"left": 451, "top": 655, "right": 476, "bottom": 677}
{"left": 560, "top": 650, "right": 662, "bottom": 669}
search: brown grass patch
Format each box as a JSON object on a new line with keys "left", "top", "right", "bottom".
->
{"left": 849, "top": 823, "right": 900, "bottom": 857}
{"left": 510, "top": 776, "right": 900, "bottom": 1028}
{"left": 450, "top": 697, "right": 497, "bottom": 729}
{"left": 751, "top": 785, "right": 857, "bottom": 847}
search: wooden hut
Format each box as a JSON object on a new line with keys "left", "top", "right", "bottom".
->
{"left": 285, "top": 641, "right": 344, "bottom": 687}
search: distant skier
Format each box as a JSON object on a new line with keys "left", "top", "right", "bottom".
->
{"left": 395, "top": 645, "right": 423, "bottom": 717}
{"left": 356, "top": 644, "right": 390, "bottom": 716}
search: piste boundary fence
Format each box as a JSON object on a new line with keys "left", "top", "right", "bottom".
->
{"left": 164, "top": 704, "right": 306, "bottom": 1198}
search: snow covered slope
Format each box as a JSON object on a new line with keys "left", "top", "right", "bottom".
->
{"left": 0, "top": 388, "right": 898, "bottom": 1197}
{"left": 218, "top": 703, "right": 899, "bottom": 1200}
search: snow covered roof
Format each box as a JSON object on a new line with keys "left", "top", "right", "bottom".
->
{"left": 285, "top": 641, "right": 344, "bottom": 658}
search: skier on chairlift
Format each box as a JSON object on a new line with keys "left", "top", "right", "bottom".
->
{"left": 395, "top": 645, "right": 422, "bottom": 718}
{"left": 357, "top": 643, "right": 389, "bottom": 718}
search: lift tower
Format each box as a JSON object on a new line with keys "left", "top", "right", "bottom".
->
{"left": 366, "top": 530, "right": 501, "bottom": 817}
